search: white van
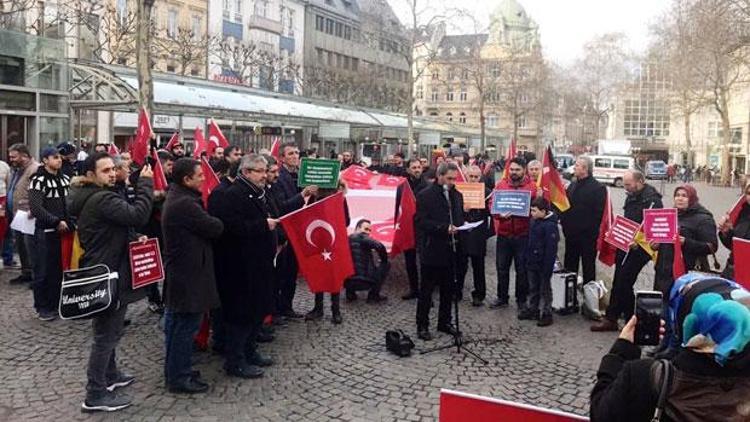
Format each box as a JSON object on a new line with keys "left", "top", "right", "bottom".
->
{"left": 589, "top": 155, "right": 636, "bottom": 187}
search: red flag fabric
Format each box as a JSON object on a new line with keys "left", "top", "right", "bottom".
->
{"left": 732, "top": 238, "right": 750, "bottom": 290}
{"left": 164, "top": 132, "right": 180, "bottom": 150}
{"left": 126, "top": 136, "right": 134, "bottom": 155}
{"left": 539, "top": 146, "right": 570, "bottom": 211}
{"left": 501, "top": 138, "right": 517, "bottom": 181}
{"left": 673, "top": 234, "right": 686, "bottom": 279}
{"left": 728, "top": 194, "right": 746, "bottom": 225}
{"left": 392, "top": 182, "right": 417, "bottom": 255}
{"left": 270, "top": 136, "right": 281, "bottom": 159}
{"left": 206, "top": 119, "right": 230, "bottom": 157}
{"left": 374, "top": 174, "right": 405, "bottom": 188}
{"left": 455, "top": 167, "right": 466, "bottom": 183}
{"left": 340, "top": 165, "right": 377, "bottom": 189}
{"left": 597, "top": 187, "right": 617, "bottom": 266}
{"left": 60, "top": 231, "right": 74, "bottom": 271}
{"left": 193, "top": 312, "right": 210, "bottom": 351}
{"left": 193, "top": 127, "right": 208, "bottom": 158}
{"left": 131, "top": 108, "right": 152, "bottom": 166}
{"left": 108, "top": 143, "right": 120, "bottom": 156}
{"left": 279, "top": 192, "right": 354, "bottom": 293}
{"left": 150, "top": 148, "right": 169, "bottom": 191}
{"left": 200, "top": 156, "right": 220, "bottom": 208}
{"left": 440, "top": 389, "right": 588, "bottom": 422}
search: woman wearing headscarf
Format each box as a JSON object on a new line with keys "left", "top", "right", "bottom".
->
{"left": 718, "top": 182, "right": 750, "bottom": 279}
{"left": 653, "top": 185, "right": 718, "bottom": 298}
{"left": 590, "top": 273, "right": 750, "bottom": 422}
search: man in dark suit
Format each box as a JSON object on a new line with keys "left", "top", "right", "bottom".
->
{"left": 415, "top": 162, "right": 465, "bottom": 341}
{"left": 458, "top": 165, "right": 492, "bottom": 307}
{"left": 402, "top": 158, "right": 428, "bottom": 300}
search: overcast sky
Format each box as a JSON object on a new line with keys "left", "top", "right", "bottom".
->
{"left": 389, "top": 0, "right": 672, "bottom": 65}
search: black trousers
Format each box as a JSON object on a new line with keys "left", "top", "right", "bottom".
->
{"left": 404, "top": 248, "right": 419, "bottom": 294}
{"left": 564, "top": 234, "right": 598, "bottom": 283}
{"left": 32, "top": 230, "right": 62, "bottom": 312}
{"left": 605, "top": 248, "right": 652, "bottom": 322}
{"left": 458, "top": 254, "right": 486, "bottom": 300}
{"left": 276, "top": 245, "right": 298, "bottom": 313}
{"left": 416, "top": 264, "right": 453, "bottom": 330}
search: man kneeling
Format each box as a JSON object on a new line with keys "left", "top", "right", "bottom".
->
{"left": 345, "top": 219, "right": 390, "bottom": 303}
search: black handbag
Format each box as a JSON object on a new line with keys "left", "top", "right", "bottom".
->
{"left": 59, "top": 264, "right": 119, "bottom": 320}
{"left": 385, "top": 329, "right": 415, "bottom": 357}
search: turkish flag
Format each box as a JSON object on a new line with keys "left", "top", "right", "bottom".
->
{"left": 392, "top": 181, "right": 416, "bottom": 255}
{"left": 150, "top": 148, "right": 169, "bottom": 192}
{"left": 193, "top": 126, "right": 208, "bottom": 158}
{"left": 732, "top": 238, "right": 750, "bottom": 290}
{"left": 540, "top": 146, "right": 570, "bottom": 212}
{"left": 346, "top": 189, "right": 398, "bottom": 251}
{"left": 207, "top": 119, "right": 230, "bottom": 156}
{"left": 270, "top": 136, "right": 281, "bottom": 159}
{"left": 440, "top": 389, "right": 588, "bottom": 422}
{"left": 280, "top": 192, "right": 354, "bottom": 293}
{"left": 728, "top": 194, "right": 747, "bottom": 225}
{"left": 164, "top": 132, "right": 180, "bottom": 150}
{"left": 374, "top": 174, "right": 405, "bottom": 188}
{"left": 597, "top": 187, "right": 617, "bottom": 266}
{"left": 108, "top": 143, "right": 120, "bottom": 156}
{"left": 200, "top": 156, "right": 220, "bottom": 208}
{"left": 131, "top": 108, "right": 152, "bottom": 166}
{"left": 501, "top": 138, "right": 517, "bottom": 181}
{"left": 340, "top": 165, "right": 377, "bottom": 189}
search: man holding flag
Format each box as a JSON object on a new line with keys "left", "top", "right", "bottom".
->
{"left": 591, "top": 170, "right": 662, "bottom": 332}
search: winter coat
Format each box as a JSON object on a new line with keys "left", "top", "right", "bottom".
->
{"left": 208, "top": 176, "right": 276, "bottom": 325}
{"left": 524, "top": 212, "right": 559, "bottom": 278}
{"left": 623, "top": 184, "right": 663, "bottom": 223}
{"left": 67, "top": 177, "right": 153, "bottom": 305}
{"left": 161, "top": 184, "right": 224, "bottom": 314}
{"left": 492, "top": 176, "right": 537, "bottom": 238}
{"left": 655, "top": 203, "right": 717, "bottom": 295}
{"left": 348, "top": 232, "right": 388, "bottom": 280}
{"left": 415, "top": 183, "right": 464, "bottom": 267}
{"left": 460, "top": 185, "right": 492, "bottom": 257}
{"left": 9, "top": 159, "right": 40, "bottom": 215}
{"left": 271, "top": 166, "right": 304, "bottom": 212}
{"left": 590, "top": 338, "right": 750, "bottom": 422}
{"left": 560, "top": 175, "right": 606, "bottom": 240}
{"left": 28, "top": 167, "right": 71, "bottom": 230}
{"left": 719, "top": 204, "right": 750, "bottom": 277}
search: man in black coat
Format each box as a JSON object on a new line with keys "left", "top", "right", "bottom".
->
{"left": 560, "top": 156, "right": 606, "bottom": 285}
{"left": 208, "top": 154, "right": 278, "bottom": 379}
{"left": 457, "top": 165, "right": 492, "bottom": 307}
{"left": 593, "top": 170, "right": 662, "bottom": 332}
{"left": 345, "top": 219, "right": 389, "bottom": 302}
{"left": 402, "top": 158, "right": 427, "bottom": 300}
{"left": 269, "top": 142, "right": 317, "bottom": 318}
{"left": 415, "top": 162, "right": 465, "bottom": 341}
{"left": 162, "top": 158, "right": 224, "bottom": 393}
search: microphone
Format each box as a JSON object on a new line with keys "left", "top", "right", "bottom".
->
{"left": 443, "top": 183, "right": 450, "bottom": 202}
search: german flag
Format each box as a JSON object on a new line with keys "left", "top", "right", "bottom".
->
{"left": 538, "top": 146, "right": 570, "bottom": 212}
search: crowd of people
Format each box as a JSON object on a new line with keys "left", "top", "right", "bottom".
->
{"left": 1, "top": 140, "right": 748, "bottom": 418}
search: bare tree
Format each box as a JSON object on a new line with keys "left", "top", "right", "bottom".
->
{"left": 152, "top": 27, "right": 208, "bottom": 76}
{"left": 1, "top": 0, "right": 41, "bottom": 31}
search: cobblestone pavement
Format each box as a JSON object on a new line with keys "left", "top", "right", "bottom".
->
{"left": 0, "top": 181, "right": 738, "bottom": 421}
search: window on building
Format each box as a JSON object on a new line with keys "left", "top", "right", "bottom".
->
{"left": 416, "top": 85, "right": 423, "bottom": 99}
{"left": 459, "top": 112, "right": 466, "bottom": 124}
{"left": 487, "top": 114, "right": 498, "bottom": 127}
{"left": 325, "top": 18, "right": 334, "bottom": 35}
{"left": 461, "top": 69, "right": 468, "bottom": 80}
{"left": 167, "top": 9, "right": 177, "bottom": 38}
{"left": 316, "top": 15, "right": 324, "bottom": 31}
{"left": 459, "top": 89, "right": 467, "bottom": 102}
{"left": 343, "top": 55, "right": 350, "bottom": 70}
{"left": 447, "top": 68, "right": 454, "bottom": 80}
{"left": 431, "top": 70, "right": 438, "bottom": 80}
{"left": 517, "top": 115, "right": 527, "bottom": 128}
{"left": 431, "top": 90, "right": 439, "bottom": 102}
{"left": 708, "top": 122, "right": 720, "bottom": 138}
{"left": 344, "top": 25, "right": 351, "bottom": 40}
{"left": 490, "top": 63, "right": 500, "bottom": 78}
{"left": 351, "top": 58, "right": 359, "bottom": 71}
{"left": 335, "top": 22, "right": 343, "bottom": 37}
{"left": 335, "top": 53, "right": 342, "bottom": 68}
{"left": 166, "top": 64, "right": 176, "bottom": 73}
{"left": 116, "top": 0, "right": 128, "bottom": 24}
{"left": 429, "top": 112, "right": 438, "bottom": 116}
{"left": 446, "top": 112, "right": 453, "bottom": 122}
{"left": 254, "top": 0, "right": 267, "bottom": 17}
{"left": 235, "top": 0, "right": 242, "bottom": 17}
{"left": 287, "top": 10, "right": 294, "bottom": 35}
{"left": 192, "top": 16, "right": 201, "bottom": 39}
{"left": 446, "top": 90, "right": 454, "bottom": 101}
{"left": 316, "top": 48, "right": 324, "bottom": 64}
{"left": 520, "top": 93, "right": 528, "bottom": 103}
{"left": 327, "top": 51, "right": 333, "bottom": 66}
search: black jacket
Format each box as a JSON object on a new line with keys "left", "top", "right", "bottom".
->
{"left": 719, "top": 204, "right": 750, "bottom": 272}
{"left": 623, "top": 184, "right": 663, "bottom": 223}
{"left": 271, "top": 166, "right": 304, "bottom": 213}
{"left": 407, "top": 174, "right": 428, "bottom": 196}
{"left": 654, "top": 203, "right": 717, "bottom": 294}
{"left": 459, "top": 186, "right": 492, "bottom": 257}
{"left": 67, "top": 177, "right": 153, "bottom": 305}
{"left": 561, "top": 175, "right": 606, "bottom": 239}
{"left": 208, "top": 176, "right": 276, "bottom": 324}
{"left": 524, "top": 212, "right": 559, "bottom": 277}
{"left": 415, "top": 183, "right": 464, "bottom": 267}
{"left": 349, "top": 232, "right": 388, "bottom": 280}
{"left": 590, "top": 338, "right": 750, "bottom": 422}
{"left": 161, "top": 184, "right": 224, "bottom": 314}
{"left": 28, "top": 167, "right": 71, "bottom": 229}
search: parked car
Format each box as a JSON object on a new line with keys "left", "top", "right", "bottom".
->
{"left": 645, "top": 160, "right": 668, "bottom": 180}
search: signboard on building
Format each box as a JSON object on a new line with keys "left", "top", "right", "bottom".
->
{"left": 318, "top": 123, "right": 351, "bottom": 139}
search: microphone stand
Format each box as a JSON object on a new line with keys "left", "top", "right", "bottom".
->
{"left": 421, "top": 185, "right": 488, "bottom": 364}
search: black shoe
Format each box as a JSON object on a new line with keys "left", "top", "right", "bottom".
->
{"left": 9, "top": 274, "right": 30, "bottom": 284}
{"left": 281, "top": 310, "right": 304, "bottom": 319}
{"left": 331, "top": 311, "right": 343, "bottom": 325}
{"left": 106, "top": 373, "right": 135, "bottom": 392}
{"left": 168, "top": 378, "right": 209, "bottom": 394}
{"left": 256, "top": 331, "right": 274, "bottom": 343}
{"left": 366, "top": 294, "right": 388, "bottom": 304}
{"left": 191, "top": 375, "right": 209, "bottom": 388}
{"left": 3, "top": 260, "right": 19, "bottom": 268}
{"left": 304, "top": 307, "right": 324, "bottom": 321}
{"left": 417, "top": 328, "right": 433, "bottom": 341}
{"left": 518, "top": 309, "right": 540, "bottom": 321}
{"left": 225, "top": 364, "right": 264, "bottom": 379}
{"left": 401, "top": 291, "right": 419, "bottom": 300}
{"left": 247, "top": 351, "right": 274, "bottom": 367}
{"left": 148, "top": 302, "right": 164, "bottom": 314}
{"left": 81, "top": 391, "right": 132, "bottom": 412}
{"left": 37, "top": 309, "right": 57, "bottom": 321}
{"left": 437, "top": 324, "right": 461, "bottom": 337}
{"left": 471, "top": 297, "right": 484, "bottom": 307}
{"left": 537, "top": 314, "right": 553, "bottom": 327}
{"left": 489, "top": 299, "right": 509, "bottom": 309}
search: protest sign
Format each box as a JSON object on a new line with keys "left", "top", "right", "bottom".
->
{"left": 604, "top": 215, "right": 640, "bottom": 252}
{"left": 440, "top": 389, "right": 589, "bottom": 422}
{"left": 643, "top": 208, "right": 678, "bottom": 243}
{"left": 298, "top": 158, "right": 341, "bottom": 189}
{"left": 129, "top": 238, "right": 164, "bottom": 289}
{"left": 455, "top": 183, "right": 486, "bottom": 209}
{"left": 490, "top": 190, "right": 531, "bottom": 217}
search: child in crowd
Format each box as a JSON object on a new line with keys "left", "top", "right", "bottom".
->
{"left": 520, "top": 197, "right": 559, "bottom": 327}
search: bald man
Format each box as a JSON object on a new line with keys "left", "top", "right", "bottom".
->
{"left": 457, "top": 166, "right": 491, "bottom": 306}
{"left": 591, "top": 170, "right": 663, "bottom": 332}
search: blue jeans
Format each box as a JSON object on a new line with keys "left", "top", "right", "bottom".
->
{"left": 164, "top": 310, "right": 202, "bottom": 385}
{"left": 495, "top": 236, "right": 529, "bottom": 305}
{"left": 2, "top": 221, "right": 14, "bottom": 264}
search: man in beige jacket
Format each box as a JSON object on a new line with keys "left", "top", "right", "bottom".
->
{"left": 7, "top": 143, "right": 39, "bottom": 284}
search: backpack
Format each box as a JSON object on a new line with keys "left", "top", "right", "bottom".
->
{"left": 385, "top": 330, "right": 415, "bottom": 357}
{"left": 650, "top": 359, "right": 750, "bottom": 422}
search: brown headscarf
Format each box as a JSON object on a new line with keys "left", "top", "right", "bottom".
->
{"left": 675, "top": 184, "right": 698, "bottom": 208}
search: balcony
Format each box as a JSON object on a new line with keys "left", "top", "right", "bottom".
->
{"left": 279, "top": 35, "right": 295, "bottom": 53}
{"left": 247, "top": 14, "right": 282, "bottom": 34}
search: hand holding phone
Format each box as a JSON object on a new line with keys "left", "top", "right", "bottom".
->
{"left": 634, "top": 291, "right": 663, "bottom": 346}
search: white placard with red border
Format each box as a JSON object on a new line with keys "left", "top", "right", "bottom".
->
{"left": 605, "top": 215, "right": 640, "bottom": 252}
{"left": 129, "top": 238, "right": 164, "bottom": 289}
{"left": 643, "top": 208, "right": 678, "bottom": 244}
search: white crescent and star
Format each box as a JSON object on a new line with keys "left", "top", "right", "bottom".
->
{"left": 305, "top": 219, "right": 336, "bottom": 261}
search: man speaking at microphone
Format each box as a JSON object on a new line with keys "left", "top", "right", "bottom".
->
{"left": 415, "top": 162, "right": 465, "bottom": 341}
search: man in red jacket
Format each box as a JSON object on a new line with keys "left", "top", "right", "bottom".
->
{"left": 491, "top": 157, "right": 537, "bottom": 316}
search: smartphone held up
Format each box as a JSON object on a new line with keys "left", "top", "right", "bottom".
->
{"left": 634, "top": 291, "right": 663, "bottom": 346}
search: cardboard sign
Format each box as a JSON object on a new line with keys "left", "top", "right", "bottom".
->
{"left": 455, "top": 183, "right": 486, "bottom": 209}
{"left": 440, "top": 389, "right": 589, "bottom": 422}
{"left": 129, "top": 238, "right": 164, "bottom": 289}
{"left": 298, "top": 158, "right": 341, "bottom": 189}
{"left": 732, "top": 237, "right": 750, "bottom": 291}
{"left": 490, "top": 189, "right": 531, "bottom": 217}
{"left": 605, "top": 215, "right": 640, "bottom": 252}
{"left": 643, "top": 208, "right": 678, "bottom": 243}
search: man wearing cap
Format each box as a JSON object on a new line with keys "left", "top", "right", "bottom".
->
{"left": 169, "top": 141, "right": 186, "bottom": 159}
{"left": 28, "top": 147, "right": 72, "bottom": 320}
{"left": 57, "top": 142, "right": 79, "bottom": 178}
